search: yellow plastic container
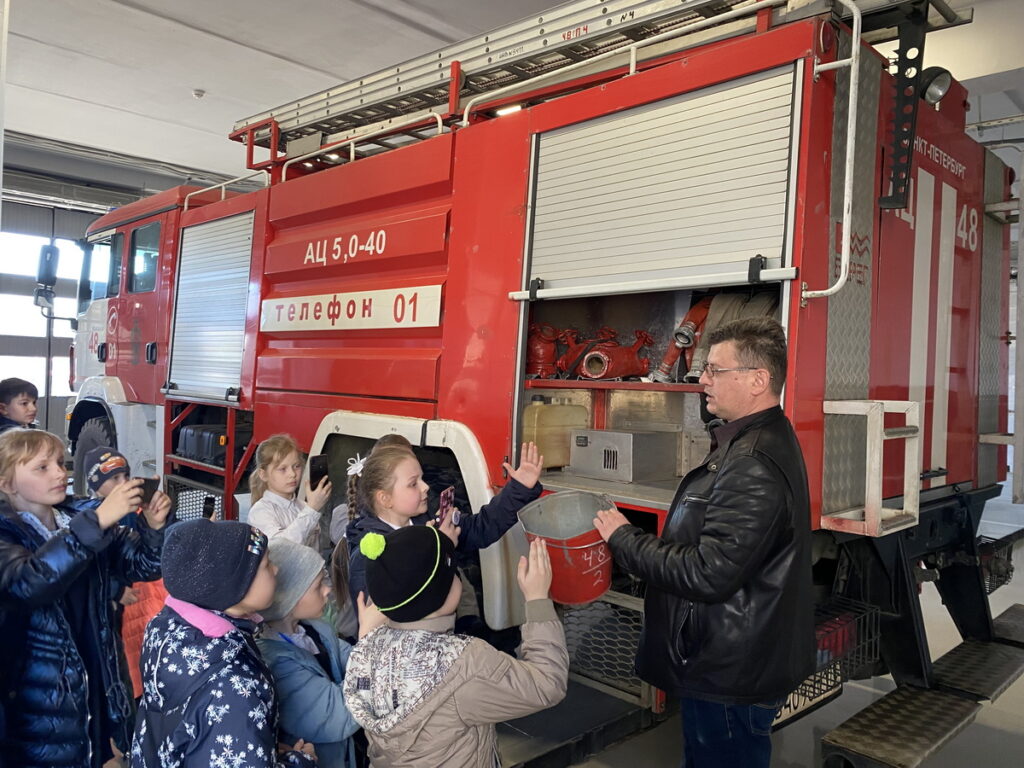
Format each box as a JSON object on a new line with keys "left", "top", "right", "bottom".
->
{"left": 522, "top": 396, "right": 590, "bottom": 468}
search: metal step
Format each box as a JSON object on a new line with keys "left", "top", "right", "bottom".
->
{"left": 497, "top": 679, "right": 654, "bottom": 767}
{"left": 931, "top": 639, "right": 1024, "bottom": 701}
{"left": 993, "top": 603, "right": 1024, "bottom": 648}
{"left": 821, "top": 686, "right": 980, "bottom": 768}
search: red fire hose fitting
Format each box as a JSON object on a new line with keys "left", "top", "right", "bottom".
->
{"left": 526, "top": 322, "right": 561, "bottom": 378}
{"left": 651, "top": 297, "right": 713, "bottom": 383}
{"left": 580, "top": 330, "right": 655, "bottom": 380}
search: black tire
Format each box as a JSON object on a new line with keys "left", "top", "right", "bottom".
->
{"left": 73, "top": 416, "right": 116, "bottom": 495}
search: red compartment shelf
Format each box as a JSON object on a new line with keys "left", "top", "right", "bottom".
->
{"left": 524, "top": 379, "right": 703, "bottom": 393}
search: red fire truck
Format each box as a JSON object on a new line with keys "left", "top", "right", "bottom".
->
{"left": 60, "top": 0, "right": 1024, "bottom": 764}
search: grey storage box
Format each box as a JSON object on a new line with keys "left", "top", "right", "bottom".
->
{"left": 568, "top": 429, "right": 678, "bottom": 483}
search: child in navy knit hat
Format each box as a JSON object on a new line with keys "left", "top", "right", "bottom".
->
{"left": 131, "top": 519, "right": 317, "bottom": 768}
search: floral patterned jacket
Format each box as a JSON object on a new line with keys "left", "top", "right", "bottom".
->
{"left": 129, "top": 597, "right": 315, "bottom": 768}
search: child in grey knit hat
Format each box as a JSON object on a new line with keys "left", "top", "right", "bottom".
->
{"left": 258, "top": 539, "right": 361, "bottom": 768}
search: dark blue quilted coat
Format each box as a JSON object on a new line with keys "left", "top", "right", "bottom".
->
{"left": 0, "top": 499, "right": 163, "bottom": 767}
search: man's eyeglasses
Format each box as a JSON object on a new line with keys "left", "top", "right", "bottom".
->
{"left": 700, "top": 362, "right": 764, "bottom": 379}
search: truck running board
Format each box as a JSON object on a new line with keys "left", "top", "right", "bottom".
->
{"left": 931, "top": 638, "right": 1024, "bottom": 701}
{"left": 822, "top": 631, "right": 1024, "bottom": 767}
{"left": 993, "top": 603, "right": 1024, "bottom": 648}
{"left": 821, "top": 686, "right": 981, "bottom": 768}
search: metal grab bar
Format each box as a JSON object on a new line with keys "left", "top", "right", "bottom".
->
{"left": 182, "top": 170, "right": 270, "bottom": 211}
{"left": 460, "top": 0, "right": 786, "bottom": 126}
{"left": 280, "top": 112, "right": 445, "bottom": 180}
{"left": 802, "top": 0, "right": 863, "bottom": 302}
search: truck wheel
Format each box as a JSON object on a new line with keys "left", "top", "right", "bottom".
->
{"left": 73, "top": 417, "right": 116, "bottom": 495}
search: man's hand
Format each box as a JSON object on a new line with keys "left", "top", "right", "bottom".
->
{"left": 95, "top": 478, "right": 144, "bottom": 530}
{"left": 517, "top": 537, "right": 553, "bottom": 601}
{"left": 593, "top": 507, "right": 630, "bottom": 543}
{"left": 306, "top": 476, "right": 332, "bottom": 511}
{"left": 142, "top": 489, "right": 171, "bottom": 530}
{"left": 503, "top": 441, "right": 544, "bottom": 489}
{"left": 356, "top": 591, "right": 388, "bottom": 639}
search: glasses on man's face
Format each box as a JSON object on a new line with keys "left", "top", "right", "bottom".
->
{"left": 700, "top": 361, "right": 762, "bottom": 379}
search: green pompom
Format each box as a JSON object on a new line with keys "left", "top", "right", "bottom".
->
{"left": 360, "top": 532, "right": 387, "bottom": 560}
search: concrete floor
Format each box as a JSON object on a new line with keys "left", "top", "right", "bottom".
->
{"left": 576, "top": 488, "right": 1024, "bottom": 768}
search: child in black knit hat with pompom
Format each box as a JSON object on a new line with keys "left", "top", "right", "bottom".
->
{"left": 130, "top": 518, "right": 318, "bottom": 768}
{"left": 343, "top": 526, "right": 568, "bottom": 768}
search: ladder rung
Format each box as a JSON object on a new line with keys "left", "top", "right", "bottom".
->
{"left": 979, "top": 432, "right": 1014, "bottom": 446}
{"left": 883, "top": 426, "right": 919, "bottom": 440}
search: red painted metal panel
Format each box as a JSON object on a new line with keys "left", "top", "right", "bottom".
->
{"left": 268, "top": 133, "right": 454, "bottom": 229}
{"left": 253, "top": 390, "right": 436, "bottom": 450}
{"left": 253, "top": 131, "right": 455, "bottom": 417}
{"left": 784, "top": 26, "right": 835, "bottom": 531}
{"left": 439, "top": 111, "right": 533, "bottom": 483}
{"left": 871, "top": 79, "right": 988, "bottom": 495}
{"left": 257, "top": 346, "right": 440, "bottom": 400}
{"left": 264, "top": 209, "right": 449, "bottom": 276}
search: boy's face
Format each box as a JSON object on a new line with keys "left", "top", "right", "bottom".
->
{"left": 0, "top": 394, "right": 38, "bottom": 425}
{"left": 233, "top": 553, "right": 278, "bottom": 614}
{"left": 292, "top": 571, "right": 330, "bottom": 621}
{"left": 96, "top": 472, "right": 128, "bottom": 498}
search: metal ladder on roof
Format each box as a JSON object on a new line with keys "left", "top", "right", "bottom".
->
{"left": 230, "top": 0, "right": 973, "bottom": 164}
{"left": 233, "top": 0, "right": 763, "bottom": 150}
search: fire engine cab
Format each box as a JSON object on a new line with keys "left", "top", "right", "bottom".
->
{"left": 61, "top": 1, "right": 1024, "bottom": 764}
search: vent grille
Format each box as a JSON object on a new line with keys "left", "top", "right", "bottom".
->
{"left": 603, "top": 448, "right": 618, "bottom": 471}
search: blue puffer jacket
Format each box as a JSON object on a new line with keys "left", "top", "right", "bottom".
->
{"left": 0, "top": 499, "right": 164, "bottom": 768}
{"left": 131, "top": 599, "right": 316, "bottom": 768}
{"left": 345, "top": 477, "right": 542, "bottom": 606}
{"left": 257, "top": 619, "right": 359, "bottom": 768}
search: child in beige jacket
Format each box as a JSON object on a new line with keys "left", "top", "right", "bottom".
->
{"left": 343, "top": 525, "right": 568, "bottom": 767}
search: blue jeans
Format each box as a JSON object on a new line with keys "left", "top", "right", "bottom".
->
{"left": 680, "top": 697, "right": 783, "bottom": 768}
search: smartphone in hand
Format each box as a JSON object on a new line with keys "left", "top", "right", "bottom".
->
{"left": 138, "top": 477, "right": 160, "bottom": 506}
{"left": 436, "top": 485, "right": 459, "bottom": 526}
{"left": 309, "top": 454, "right": 329, "bottom": 490}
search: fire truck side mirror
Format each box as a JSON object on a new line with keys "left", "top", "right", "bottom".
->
{"left": 37, "top": 244, "right": 60, "bottom": 288}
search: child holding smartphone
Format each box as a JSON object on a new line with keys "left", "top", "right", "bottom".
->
{"left": 249, "top": 434, "right": 332, "bottom": 548}
{"left": 0, "top": 429, "right": 167, "bottom": 767}
{"left": 81, "top": 446, "right": 171, "bottom": 703}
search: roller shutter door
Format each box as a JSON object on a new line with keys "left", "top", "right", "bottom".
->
{"left": 167, "top": 211, "right": 254, "bottom": 400}
{"left": 528, "top": 66, "right": 797, "bottom": 294}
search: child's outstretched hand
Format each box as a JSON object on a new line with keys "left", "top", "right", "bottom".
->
{"left": 306, "top": 476, "right": 332, "bottom": 511}
{"left": 517, "top": 538, "right": 553, "bottom": 601}
{"left": 95, "top": 478, "right": 144, "bottom": 530}
{"left": 503, "top": 441, "right": 544, "bottom": 489}
{"left": 357, "top": 591, "right": 388, "bottom": 639}
{"left": 142, "top": 489, "right": 171, "bottom": 530}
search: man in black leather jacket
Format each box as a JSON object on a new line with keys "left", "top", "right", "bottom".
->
{"left": 594, "top": 316, "right": 814, "bottom": 768}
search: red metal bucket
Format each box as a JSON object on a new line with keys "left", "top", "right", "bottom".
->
{"left": 518, "top": 490, "right": 612, "bottom": 605}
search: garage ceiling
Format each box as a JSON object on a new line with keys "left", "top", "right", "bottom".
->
{"left": 5, "top": 0, "right": 557, "bottom": 177}
{"left": 3, "top": 0, "right": 1022, "bottom": 186}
